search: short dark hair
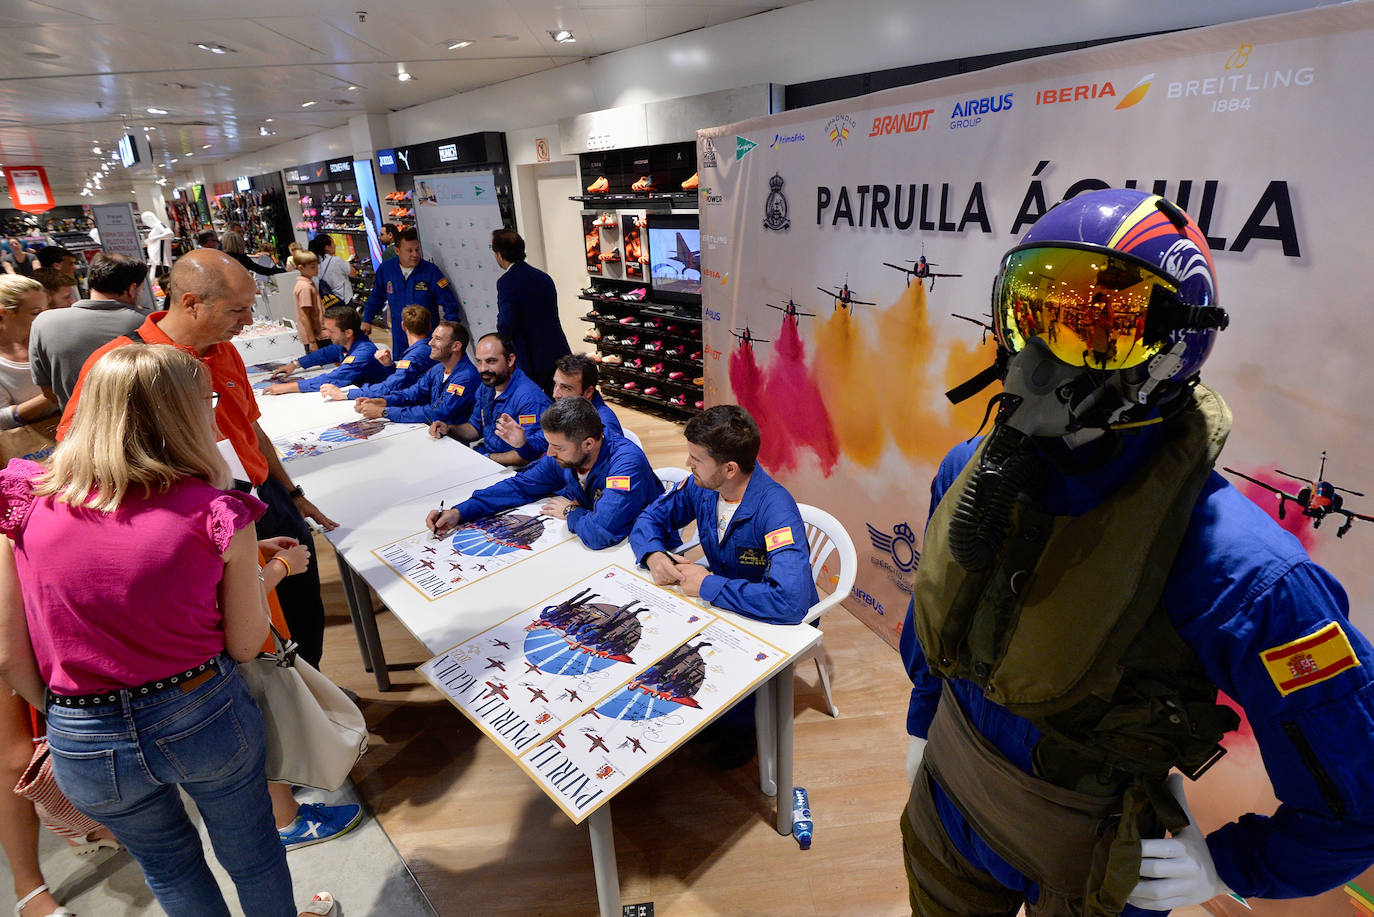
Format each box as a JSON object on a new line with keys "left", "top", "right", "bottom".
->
{"left": 684, "top": 405, "right": 760, "bottom": 473}
{"left": 435, "top": 320, "right": 471, "bottom": 351}
{"left": 323, "top": 304, "right": 362, "bottom": 335}
{"left": 382, "top": 222, "right": 398, "bottom": 236}
{"left": 307, "top": 235, "right": 331, "bottom": 257}
{"left": 400, "top": 304, "right": 432, "bottom": 336}
{"left": 395, "top": 227, "right": 419, "bottom": 244}
{"left": 37, "top": 246, "right": 74, "bottom": 268}
{"left": 476, "top": 331, "right": 515, "bottom": 359}
{"left": 196, "top": 230, "right": 219, "bottom": 247}
{"left": 32, "top": 267, "right": 76, "bottom": 293}
{"left": 490, "top": 229, "right": 526, "bottom": 263}
{"left": 87, "top": 253, "right": 148, "bottom": 294}
{"left": 541, "top": 396, "right": 603, "bottom": 443}
{"left": 555, "top": 353, "right": 598, "bottom": 391}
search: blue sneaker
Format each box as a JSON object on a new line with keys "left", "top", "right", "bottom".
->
{"left": 279, "top": 803, "right": 363, "bottom": 850}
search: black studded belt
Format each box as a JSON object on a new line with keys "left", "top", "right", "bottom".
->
{"left": 47, "top": 656, "right": 224, "bottom": 709}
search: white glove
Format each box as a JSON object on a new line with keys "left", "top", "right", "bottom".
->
{"left": 1127, "top": 773, "right": 1238, "bottom": 910}
{"left": 906, "top": 735, "right": 928, "bottom": 785}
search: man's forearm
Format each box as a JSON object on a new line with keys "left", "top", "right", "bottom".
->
{"left": 488, "top": 450, "right": 526, "bottom": 467}
{"left": 452, "top": 422, "right": 480, "bottom": 443}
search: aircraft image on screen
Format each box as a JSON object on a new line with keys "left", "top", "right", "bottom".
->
{"left": 765, "top": 296, "right": 816, "bottom": 321}
{"left": 884, "top": 246, "right": 963, "bottom": 290}
{"left": 654, "top": 231, "right": 700, "bottom": 279}
{"left": 817, "top": 276, "right": 874, "bottom": 311}
{"left": 1223, "top": 452, "right": 1374, "bottom": 538}
{"left": 730, "top": 326, "right": 770, "bottom": 349}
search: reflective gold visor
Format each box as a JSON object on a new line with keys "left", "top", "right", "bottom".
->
{"left": 993, "top": 246, "right": 1178, "bottom": 371}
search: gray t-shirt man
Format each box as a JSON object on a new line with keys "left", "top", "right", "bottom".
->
{"left": 30, "top": 298, "right": 149, "bottom": 409}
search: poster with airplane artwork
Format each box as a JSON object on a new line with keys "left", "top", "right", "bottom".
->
{"left": 418, "top": 565, "right": 716, "bottom": 760}
{"left": 271, "top": 418, "right": 413, "bottom": 461}
{"left": 520, "top": 616, "right": 791, "bottom": 821}
{"left": 371, "top": 501, "right": 575, "bottom": 601}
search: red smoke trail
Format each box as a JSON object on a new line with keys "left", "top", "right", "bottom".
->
{"left": 729, "top": 343, "right": 796, "bottom": 471}
{"left": 763, "top": 316, "right": 838, "bottom": 475}
{"left": 1227, "top": 468, "right": 1318, "bottom": 554}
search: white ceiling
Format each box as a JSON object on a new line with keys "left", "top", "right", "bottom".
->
{"left": 0, "top": 0, "right": 802, "bottom": 198}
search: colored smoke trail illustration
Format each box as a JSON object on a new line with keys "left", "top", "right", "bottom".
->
{"left": 762, "top": 317, "right": 839, "bottom": 475}
{"left": 1227, "top": 468, "right": 1318, "bottom": 553}
{"left": 813, "top": 305, "right": 885, "bottom": 468}
{"left": 728, "top": 343, "right": 794, "bottom": 472}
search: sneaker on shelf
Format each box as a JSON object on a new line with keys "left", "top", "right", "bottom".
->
{"left": 617, "top": 316, "right": 637, "bottom": 325}
{"left": 586, "top": 176, "right": 609, "bottom": 193}
{"left": 693, "top": 376, "right": 705, "bottom": 386}
{"left": 667, "top": 345, "right": 685, "bottom": 357}
{"left": 643, "top": 386, "right": 659, "bottom": 396}
{"left": 579, "top": 286, "right": 597, "bottom": 296}
{"left": 621, "top": 335, "right": 640, "bottom": 346}
{"left": 694, "top": 400, "right": 704, "bottom": 409}
{"left": 645, "top": 363, "right": 664, "bottom": 374}
{"left": 681, "top": 172, "right": 699, "bottom": 190}
{"left": 668, "top": 371, "right": 686, "bottom": 380}
{"left": 587, "top": 328, "right": 602, "bottom": 340}
{"left": 589, "top": 353, "right": 604, "bottom": 362}
{"left": 279, "top": 803, "right": 363, "bottom": 851}
{"left": 620, "top": 288, "right": 647, "bottom": 301}
{"left": 627, "top": 357, "right": 642, "bottom": 369}
{"left": 669, "top": 393, "right": 687, "bottom": 406}
{"left": 622, "top": 381, "right": 638, "bottom": 391}
{"left": 688, "top": 327, "right": 702, "bottom": 338}
{"left": 631, "top": 176, "right": 654, "bottom": 192}
{"left": 402, "top": 190, "right": 412, "bottom": 200}
{"left": 601, "top": 354, "right": 622, "bottom": 364}
{"left": 643, "top": 339, "right": 663, "bottom": 351}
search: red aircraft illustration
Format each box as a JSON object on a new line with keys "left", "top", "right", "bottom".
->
{"left": 883, "top": 247, "right": 963, "bottom": 290}
{"left": 484, "top": 658, "right": 505, "bottom": 671}
{"left": 562, "top": 689, "right": 582, "bottom": 703}
{"left": 765, "top": 295, "right": 816, "bottom": 321}
{"left": 729, "top": 326, "right": 770, "bottom": 348}
{"left": 416, "top": 559, "right": 435, "bottom": 571}
{"left": 817, "top": 275, "right": 875, "bottom": 311}
{"left": 586, "top": 733, "right": 609, "bottom": 753}
{"left": 449, "top": 562, "right": 463, "bottom": 571}
{"left": 1223, "top": 451, "right": 1374, "bottom": 538}
{"left": 623, "top": 738, "right": 646, "bottom": 754}
{"left": 527, "top": 687, "right": 549, "bottom": 702}
{"left": 483, "top": 680, "right": 509, "bottom": 700}
{"left": 492, "top": 638, "right": 511, "bottom": 649}
{"left": 421, "top": 545, "right": 437, "bottom": 554}
{"left": 549, "top": 731, "right": 566, "bottom": 748}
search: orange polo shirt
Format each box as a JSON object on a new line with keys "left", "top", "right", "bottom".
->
{"left": 57, "top": 311, "right": 268, "bottom": 486}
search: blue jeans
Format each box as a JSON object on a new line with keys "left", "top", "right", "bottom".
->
{"left": 44, "top": 656, "right": 295, "bottom": 917}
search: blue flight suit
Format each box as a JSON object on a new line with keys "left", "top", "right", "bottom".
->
{"left": 295, "top": 338, "right": 388, "bottom": 393}
{"left": 630, "top": 467, "right": 818, "bottom": 625}
{"left": 470, "top": 367, "right": 552, "bottom": 457}
{"left": 362, "top": 258, "right": 462, "bottom": 355}
{"left": 344, "top": 339, "right": 435, "bottom": 399}
{"left": 496, "top": 259, "right": 571, "bottom": 394}
{"left": 901, "top": 432, "right": 1374, "bottom": 906}
{"left": 515, "top": 392, "right": 624, "bottom": 463}
{"left": 376, "top": 356, "right": 480, "bottom": 426}
{"left": 455, "top": 432, "right": 660, "bottom": 550}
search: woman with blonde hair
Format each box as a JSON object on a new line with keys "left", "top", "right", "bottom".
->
{"left": 0, "top": 344, "right": 299, "bottom": 916}
{"left": 0, "top": 276, "right": 56, "bottom": 431}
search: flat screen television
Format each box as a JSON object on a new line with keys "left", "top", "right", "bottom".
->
{"left": 646, "top": 213, "right": 701, "bottom": 304}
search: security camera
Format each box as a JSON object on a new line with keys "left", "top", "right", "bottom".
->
{"left": 357, "top": 10, "right": 367, "bottom": 22}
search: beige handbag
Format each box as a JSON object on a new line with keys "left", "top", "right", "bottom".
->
{"left": 239, "top": 626, "right": 368, "bottom": 791}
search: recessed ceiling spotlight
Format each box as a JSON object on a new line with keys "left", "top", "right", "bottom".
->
{"left": 446, "top": 40, "right": 473, "bottom": 50}
{"left": 201, "top": 144, "right": 211, "bottom": 149}
{"left": 346, "top": 85, "right": 360, "bottom": 91}
{"left": 146, "top": 107, "right": 168, "bottom": 115}
{"left": 301, "top": 100, "right": 317, "bottom": 107}
{"left": 548, "top": 30, "right": 575, "bottom": 43}
{"left": 194, "top": 42, "right": 234, "bottom": 54}
{"left": 169, "top": 158, "right": 178, "bottom": 163}
{"left": 491, "top": 34, "right": 519, "bottom": 41}
{"left": 264, "top": 118, "right": 274, "bottom": 123}
{"left": 91, "top": 146, "right": 102, "bottom": 155}
{"left": 396, "top": 63, "right": 414, "bottom": 82}
{"left": 185, "top": 152, "right": 193, "bottom": 157}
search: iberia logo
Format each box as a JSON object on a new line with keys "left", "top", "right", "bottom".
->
{"left": 764, "top": 526, "right": 795, "bottom": 551}
{"left": 1115, "top": 73, "right": 1154, "bottom": 110}
{"left": 606, "top": 476, "right": 630, "bottom": 491}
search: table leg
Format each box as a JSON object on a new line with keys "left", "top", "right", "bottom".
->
{"left": 337, "top": 556, "right": 391, "bottom": 691}
{"left": 334, "top": 554, "right": 373, "bottom": 673}
{"left": 587, "top": 805, "right": 620, "bottom": 917}
{"left": 773, "top": 662, "right": 795, "bottom": 836}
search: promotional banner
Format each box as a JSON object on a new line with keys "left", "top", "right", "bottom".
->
{"left": 412, "top": 171, "right": 504, "bottom": 339}
{"left": 90, "top": 202, "right": 155, "bottom": 310}
{"left": 700, "top": 4, "right": 1374, "bottom": 911}
{"left": 5, "top": 165, "right": 55, "bottom": 214}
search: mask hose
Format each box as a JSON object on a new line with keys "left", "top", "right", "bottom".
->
{"left": 948, "top": 424, "right": 1045, "bottom": 572}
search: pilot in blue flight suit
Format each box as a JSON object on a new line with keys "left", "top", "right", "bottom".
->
{"left": 507, "top": 354, "right": 624, "bottom": 463}
{"left": 427, "top": 397, "right": 660, "bottom": 550}
{"left": 361, "top": 227, "right": 461, "bottom": 355}
{"left": 264, "top": 303, "right": 388, "bottom": 395}
{"left": 899, "top": 189, "right": 1374, "bottom": 915}
{"left": 352, "top": 320, "right": 480, "bottom": 426}
{"left": 333, "top": 303, "right": 436, "bottom": 400}
{"left": 434, "top": 333, "right": 551, "bottom": 466}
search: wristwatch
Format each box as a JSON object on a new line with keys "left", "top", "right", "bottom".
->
{"left": 381, "top": 406, "right": 390, "bottom": 419}
{"left": 287, "top": 485, "right": 305, "bottom": 500}
{"left": 563, "top": 503, "right": 573, "bottom": 518}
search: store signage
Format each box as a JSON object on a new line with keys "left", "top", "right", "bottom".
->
{"left": 438, "top": 143, "right": 458, "bottom": 162}
{"left": 285, "top": 157, "right": 354, "bottom": 183}
{"left": 377, "top": 149, "right": 397, "bottom": 173}
{"left": 5, "top": 165, "right": 55, "bottom": 214}
{"left": 535, "top": 138, "right": 550, "bottom": 163}
{"left": 382, "top": 132, "right": 505, "bottom": 174}
{"left": 236, "top": 175, "right": 251, "bottom": 191}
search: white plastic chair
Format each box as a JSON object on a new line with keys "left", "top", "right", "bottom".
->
{"left": 754, "top": 503, "right": 857, "bottom": 796}
{"left": 620, "top": 426, "right": 643, "bottom": 448}
{"left": 652, "top": 466, "right": 699, "bottom": 552}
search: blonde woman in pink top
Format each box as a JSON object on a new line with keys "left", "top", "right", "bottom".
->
{"left": 0, "top": 344, "right": 298, "bottom": 917}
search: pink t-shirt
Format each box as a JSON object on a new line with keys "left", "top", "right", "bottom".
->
{"left": 0, "top": 459, "right": 265, "bottom": 695}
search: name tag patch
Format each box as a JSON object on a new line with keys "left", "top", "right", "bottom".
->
{"left": 764, "top": 526, "right": 795, "bottom": 551}
{"left": 414, "top": 281, "right": 428, "bottom": 291}
{"left": 1261, "top": 621, "right": 1361, "bottom": 696}
{"left": 736, "top": 546, "right": 767, "bottom": 567}
{"left": 606, "top": 476, "right": 630, "bottom": 491}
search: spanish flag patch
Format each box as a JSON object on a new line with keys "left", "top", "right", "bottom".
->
{"left": 519, "top": 414, "right": 537, "bottom": 425}
{"left": 396, "top": 360, "right": 411, "bottom": 369}
{"left": 446, "top": 383, "right": 465, "bottom": 395}
{"left": 437, "top": 277, "right": 449, "bottom": 287}
{"left": 1261, "top": 622, "right": 1360, "bottom": 696}
{"left": 606, "top": 476, "right": 630, "bottom": 491}
{"left": 764, "top": 526, "right": 795, "bottom": 551}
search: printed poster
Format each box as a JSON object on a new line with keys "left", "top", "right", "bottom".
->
{"left": 419, "top": 566, "right": 714, "bottom": 758}
{"left": 372, "top": 502, "right": 574, "bottom": 600}
{"left": 271, "top": 418, "right": 411, "bottom": 461}
{"left": 411, "top": 170, "right": 503, "bottom": 340}
{"left": 522, "top": 616, "right": 790, "bottom": 821}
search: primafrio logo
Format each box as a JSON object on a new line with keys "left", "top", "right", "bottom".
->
{"left": 824, "top": 114, "right": 857, "bottom": 147}
{"left": 769, "top": 131, "right": 804, "bottom": 149}
{"left": 762, "top": 173, "right": 790, "bottom": 231}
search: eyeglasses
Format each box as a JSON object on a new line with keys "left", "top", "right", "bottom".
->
{"left": 208, "top": 391, "right": 221, "bottom": 408}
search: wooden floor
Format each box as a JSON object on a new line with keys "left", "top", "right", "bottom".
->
{"left": 309, "top": 403, "right": 917, "bottom": 916}
{"left": 309, "top": 403, "right": 1208, "bottom": 917}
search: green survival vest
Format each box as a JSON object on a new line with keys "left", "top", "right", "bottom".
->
{"left": 912, "top": 384, "right": 1240, "bottom": 797}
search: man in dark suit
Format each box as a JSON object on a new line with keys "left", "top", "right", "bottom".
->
{"left": 492, "top": 228, "right": 570, "bottom": 396}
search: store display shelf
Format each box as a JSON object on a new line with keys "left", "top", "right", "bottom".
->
{"left": 569, "top": 192, "right": 698, "bottom": 208}
{"left": 592, "top": 345, "right": 704, "bottom": 379}
{"left": 601, "top": 380, "right": 701, "bottom": 417}
{"left": 576, "top": 293, "right": 701, "bottom": 322}
{"left": 582, "top": 315, "right": 701, "bottom": 345}
{"left": 589, "top": 335, "right": 701, "bottom": 365}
